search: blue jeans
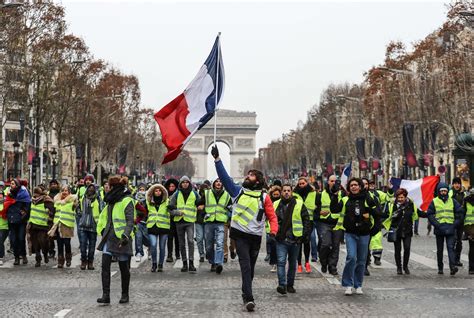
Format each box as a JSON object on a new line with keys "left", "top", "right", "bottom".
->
{"left": 342, "top": 233, "right": 370, "bottom": 288}
{"left": 135, "top": 222, "right": 150, "bottom": 257}
{"left": 195, "top": 223, "right": 206, "bottom": 257}
{"left": 149, "top": 234, "right": 168, "bottom": 265}
{"left": 0, "top": 229, "right": 9, "bottom": 258}
{"left": 205, "top": 222, "right": 225, "bottom": 265}
{"left": 310, "top": 224, "right": 318, "bottom": 260}
{"left": 8, "top": 222, "right": 26, "bottom": 257}
{"left": 79, "top": 230, "right": 97, "bottom": 262}
{"left": 266, "top": 234, "right": 277, "bottom": 265}
{"left": 276, "top": 240, "right": 300, "bottom": 287}
{"left": 436, "top": 234, "right": 455, "bottom": 270}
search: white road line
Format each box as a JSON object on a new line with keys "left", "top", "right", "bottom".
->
{"left": 431, "top": 250, "right": 469, "bottom": 262}
{"left": 310, "top": 262, "right": 341, "bottom": 285}
{"left": 53, "top": 253, "right": 81, "bottom": 268}
{"left": 434, "top": 287, "right": 467, "bottom": 290}
{"left": 372, "top": 288, "right": 406, "bottom": 290}
{"left": 0, "top": 260, "right": 14, "bottom": 268}
{"left": 54, "top": 309, "right": 72, "bottom": 317}
{"left": 386, "top": 249, "right": 438, "bottom": 269}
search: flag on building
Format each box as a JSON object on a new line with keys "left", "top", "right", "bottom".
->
{"left": 389, "top": 175, "right": 439, "bottom": 211}
{"left": 340, "top": 162, "right": 352, "bottom": 189}
{"left": 154, "top": 35, "right": 225, "bottom": 164}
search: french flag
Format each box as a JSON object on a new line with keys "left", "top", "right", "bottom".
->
{"left": 155, "top": 35, "right": 224, "bottom": 164}
{"left": 389, "top": 175, "right": 440, "bottom": 211}
{"left": 340, "top": 162, "right": 352, "bottom": 190}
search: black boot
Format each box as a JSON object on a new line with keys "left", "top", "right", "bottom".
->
{"left": 188, "top": 260, "right": 196, "bottom": 272}
{"left": 119, "top": 260, "right": 130, "bottom": 304}
{"left": 97, "top": 254, "right": 111, "bottom": 304}
{"left": 181, "top": 260, "right": 188, "bottom": 272}
{"left": 151, "top": 263, "right": 157, "bottom": 272}
{"left": 13, "top": 257, "right": 20, "bottom": 266}
{"left": 35, "top": 255, "right": 42, "bottom": 267}
{"left": 397, "top": 266, "right": 403, "bottom": 275}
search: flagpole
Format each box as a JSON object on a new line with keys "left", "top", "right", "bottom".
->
{"left": 213, "top": 32, "right": 221, "bottom": 146}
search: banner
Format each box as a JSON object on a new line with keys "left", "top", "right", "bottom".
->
{"left": 402, "top": 124, "right": 418, "bottom": 168}
{"left": 356, "top": 137, "right": 368, "bottom": 171}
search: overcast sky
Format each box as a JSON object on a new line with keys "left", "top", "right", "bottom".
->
{"left": 61, "top": 0, "right": 448, "bottom": 151}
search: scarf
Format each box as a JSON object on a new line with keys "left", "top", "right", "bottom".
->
{"left": 104, "top": 185, "right": 128, "bottom": 204}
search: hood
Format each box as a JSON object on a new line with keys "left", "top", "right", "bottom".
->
{"left": 54, "top": 193, "right": 77, "bottom": 205}
{"left": 164, "top": 178, "right": 179, "bottom": 188}
{"left": 179, "top": 175, "right": 191, "bottom": 187}
{"left": 436, "top": 182, "right": 449, "bottom": 194}
{"left": 146, "top": 184, "right": 168, "bottom": 204}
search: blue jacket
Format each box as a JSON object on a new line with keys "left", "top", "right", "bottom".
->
{"left": 7, "top": 186, "right": 31, "bottom": 224}
{"left": 427, "top": 196, "right": 464, "bottom": 236}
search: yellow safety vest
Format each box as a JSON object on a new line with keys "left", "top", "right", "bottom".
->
{"left": 334, "top": 196, "right": 374, "bottom": 231}
{"left": 319, "top": 190, "right": 342, "bottom": 220}
{"left": 54, "top": 200, "right": 76, "bottom": 228}
{"left": 294, "top": 191, "right": 315, "bottom": 221}
{"left": 97, "top": 197, "right": 134, "bottom": 238}
{"left": 80, "top": 196, "right": 101, "bottom": 223}
{"left": 204, "top": 190, "right": 230, "bottom": 223}
{"left": 383, "top": 201, "right": 418, "bottom": 230}
{"left": 0, "top": 203, "right": 8, "bottom": 230}
{"left": 465, "top": 202, "right": 474, "bottom": 226}
{"left": 147, "top": 199, "right": 170, "bottom": 229}
{"left": 273, "top": 199, "right": 304, "bottom": 237}
{"left": 433, "top": 197, "right": 455, "bottom": 224}
{"left": 174, "top": 191, "right": 197, "bottom": 223}
{"left": 30, "top": 203, "right": 49, "bottom": 227}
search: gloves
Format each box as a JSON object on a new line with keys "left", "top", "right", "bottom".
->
{"left": 118, "top": 234, "right": 129, "bottom": 247}
{"left": 211, "top": 145, "right": 219, "bottom": 159}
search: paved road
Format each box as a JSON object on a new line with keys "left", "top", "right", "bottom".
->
{"left": 0, "top": 218, "right": 472, "bottom": 317}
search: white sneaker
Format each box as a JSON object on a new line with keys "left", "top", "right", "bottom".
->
{"left": 355, "top": 287, "right": 363, "bottom": 295}
{"left": 0, "top": 259, "right": 3, "bottom": 266}
{"left": 135, "top": 255, "right": 142, "bottom": 262}
{"left": 344, "top": 287, "right": 353, "bottom": 295}
{"left": 270, "top": 265, "right": 277, "bottom": 272}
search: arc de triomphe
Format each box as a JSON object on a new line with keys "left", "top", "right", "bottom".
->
{"left": 185, "top": 109, "right": 258, "bottom": 182}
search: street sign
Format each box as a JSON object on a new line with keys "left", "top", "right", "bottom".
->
{"left": 438, "top": 165, "right": 446, "bottom": 174}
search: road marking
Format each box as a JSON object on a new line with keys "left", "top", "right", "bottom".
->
{"left": 434, "top": 287, "right": 467, "bottom": 290}
{"left": 310, "top": 261, "right": 341, "bottom": 285}
{"left": 431, "top": 250, "right": 469, "bottom": 262}
{"left": 54, "top": 309, "right": 72, "bottom": 317}
{"left": 340, "top": 247, "right": 397, "bottom": 269}
{"left": 130, "top": 250, "right": 148, "bottom": 269}
{"left": 372, "top": 288, "right": 406, "bottom": 290}
{"left": 386, "top": 249, "right": 438, "bottom": 269}
{"left": 111, "top": 271, "right": 117, "bottom": 277}
{"left": 52, "top": 251, "right": 97, "bottom": 269}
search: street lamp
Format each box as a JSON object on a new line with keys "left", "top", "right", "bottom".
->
{"left": 51, "top": 148, "right": 58, "bottom": 180}
{"left": 13, "top": 140, "right": 20, "bottom": 178}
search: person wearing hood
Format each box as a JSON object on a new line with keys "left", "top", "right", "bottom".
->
{"left": 427, "top": 182, "right": 464, "bottom": 275}
{"left": 167, "top": 176, "right": 202, "bottom": 272}
{"left": 463, "top": 188, "right": 474, "bottom": 275}
{"left": 97, "top": 175, "right": 135, "bottom": 305}
{"left": 212, "top": 145, "right": 278, "bottom": 312}
{"left": 315, "top": 175, "right": 345, "bottom": 276}
{"left": 449, "top": 177, "right": 466, "bottom": 267}
{"left": 50, "top": 185, "right": 77, "bottom": 268}
{"left": 332, "top": 177, "right": 379, "bottom": 296}
{"left": 2, "top": 179, "right": 31, "bottom": 265}
{"left": 293, "top": 177, "right": 317, "bottom": 273}
{"left": 77, "top": 183, "right": 102, "bottom": 270}
{"left": 146, "top": 184, "right": 169, "bottom": 272}
{"left": 134, "top": 183, "right": 149, "bottom": 262}
{"left": 274, "top": 184, "right": 311, "bottom": 295}
{"left": 28, "top": 187, "right": 55, "bottom": 267}
{"left": 165, "top": 178, "right": 180, "bottom": 263}
{"left": 201, "top": 178, "right": 232, "bottom": 274}
{"left": 47, "top": 179, "right": 61, "bottom": 259}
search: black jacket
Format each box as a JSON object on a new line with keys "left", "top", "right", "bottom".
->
{"left": 331, "top": 191, "right": 380, "bottom": 236}
{"left": 384, "top": 199, "right": 417, "bottom": 238}
{"left": 274, "top": 197, "right": 311, "bottom": 243}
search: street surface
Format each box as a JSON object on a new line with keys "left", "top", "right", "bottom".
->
{"left": 0, "top": 218, "right": 472, "bottom": 317}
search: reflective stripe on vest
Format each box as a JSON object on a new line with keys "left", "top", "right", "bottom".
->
{"left": 232, "top": 190, "right": 260, "bottom": 227}
{"left": 273, "top": 199, "right": 304, "bottom": 237}
{"left": 174, "top": 191, "right": 197, "bottom": 223}
{"left": 97, "top": 197, "right": 134, "bottom": 238}
{"left": 294, "top": 191, "right": 315, "bottom": 221}
{"left": 54, "top": 201, "right": 75, "bottom": 228}
{"left": 433, "top": 197, "right": 455, "bottom": 224}
{"left": 204, "top": 190, "right": 230, "bottom": 223}
{"left": 383, "top": 201, "right": 417, "bottom": 230}
{"left": 30, "top": 203, "right": 49, "bottom": 226}
{"left": 147, "top": 199, "right": 170, "bottom": 229}
{"left": 464, "top": 202, "right": 474, "bottom": 226}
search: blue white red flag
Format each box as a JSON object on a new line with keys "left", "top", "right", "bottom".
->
{"left": 340, "top": 162, "right": 352, "bottom": 189}
{"left": 389, "top": 175, "right": 439, "bottom": 211}
{"left": 155, "top": 35, "right": 224, "bottom": 164}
